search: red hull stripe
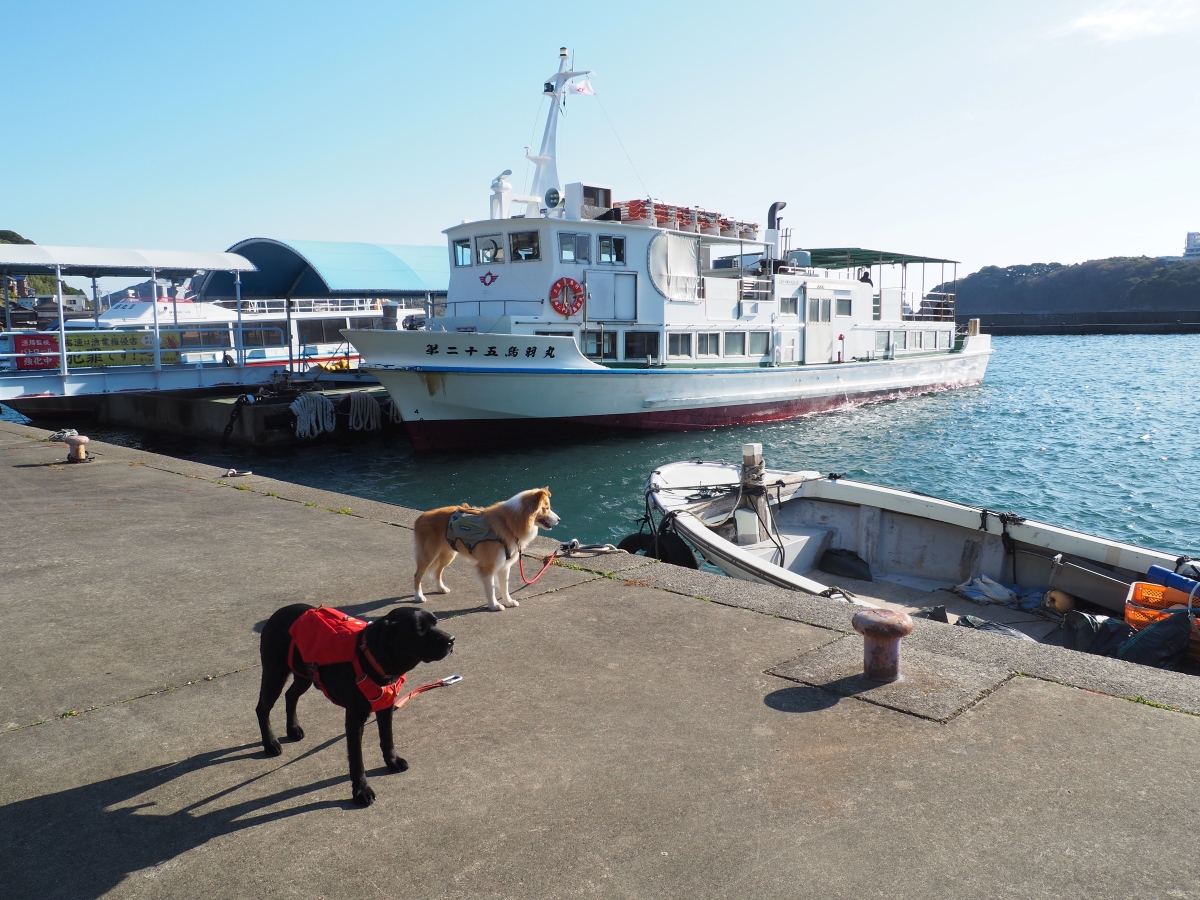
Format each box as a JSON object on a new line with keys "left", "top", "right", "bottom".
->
{"left": 401, "top": 379, "right": 982, "bottom": 452}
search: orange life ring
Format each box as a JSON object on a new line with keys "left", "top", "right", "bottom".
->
{"left": 549, "top": 277, "right": 584, "bottom": 316}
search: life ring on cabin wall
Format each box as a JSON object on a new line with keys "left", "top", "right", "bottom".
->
{"left": 549, "top": 277, "right": 585, "bottom": 317}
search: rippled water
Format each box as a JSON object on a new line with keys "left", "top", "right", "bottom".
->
{"left": 5, "top": 334, "right": 1197, "bottom": 554}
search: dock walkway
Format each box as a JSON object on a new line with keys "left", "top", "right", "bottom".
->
{"left": 2, "top": 419, "right": 1199, "bottom": 899}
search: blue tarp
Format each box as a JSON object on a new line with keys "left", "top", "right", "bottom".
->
{"left": 201, "top": 238, "right": 448, "bottom": 299}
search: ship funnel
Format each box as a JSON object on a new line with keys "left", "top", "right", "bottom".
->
{"left": 766, "top": 201, "right": 787, "bottom": 259}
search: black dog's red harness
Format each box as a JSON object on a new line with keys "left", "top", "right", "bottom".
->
{"left": 288, "top": 607, "right": 406, "bottom": 712}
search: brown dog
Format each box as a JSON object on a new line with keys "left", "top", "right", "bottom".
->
{"left": 413, "top": 488, "right": 560, "bottom": 611}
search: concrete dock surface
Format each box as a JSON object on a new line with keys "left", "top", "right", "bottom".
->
{"left": 2, "top": 418, "right": 1199, "bottom": 899}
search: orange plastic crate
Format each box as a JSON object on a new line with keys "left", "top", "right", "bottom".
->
{"left": 1124, "top": 581, "right": 1200, "bottom": 662}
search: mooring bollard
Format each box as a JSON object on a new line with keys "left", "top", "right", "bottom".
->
{"left": 852, "top": 608, "right": 915, "bottom": 683}
{"left": 63, "top": 434, "right": 89, "bottom": 462}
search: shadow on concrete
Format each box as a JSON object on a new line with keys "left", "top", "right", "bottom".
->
{"left": 1, "top": 740, "right": 352, "bottom": 900}
{"left": 763, "top": 685, "right": 842, "bottom": 713}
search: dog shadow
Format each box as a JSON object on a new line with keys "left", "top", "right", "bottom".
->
{"left": 0, "top": 740, "right": 353, "bottom": 899}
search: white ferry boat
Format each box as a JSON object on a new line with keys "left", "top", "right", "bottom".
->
{"left": 345, "top": 48, "right": 992, "bottom": 452}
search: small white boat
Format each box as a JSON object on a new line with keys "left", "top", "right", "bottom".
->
{"left": 645, "top": 446, "right": 1181, "bottom": 642}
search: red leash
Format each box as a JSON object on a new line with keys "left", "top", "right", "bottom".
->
{"left": 518, "top": 551, "right": 560, "bottom": 586}
{"left": 392, "top": 674, "right": 462, "bottom": 710}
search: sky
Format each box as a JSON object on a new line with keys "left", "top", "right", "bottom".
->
{"left": 2, "top": 0, "right": 1197, "bottom": 291}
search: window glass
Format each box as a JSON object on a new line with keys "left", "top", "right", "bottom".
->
{"left": 912, "top": 331, "right": 923, "bottom": 349}
{"left": 875, "top": 331, "right": 889, "bottom": 353}
{"left": 584, "top": 330, "right": 617, "bottom": 359}
{"left": 242, "top": 322, "right": 286, "bottom": 347}
{"left": 668, "top": 333, "right": 692, "bottom": 357}
{"left": 780, "top": 295, "right": 798, "bottom": 315}
{"left": 940, "top": 330, "right": 952, "bottom": 349}
{"left": 559, "top": 232, "right": 576, "bottom": 263}
{"left": 873, "top": 294, "right": 881, "bottom": 321}
{"left": 509, "top": 231, "right": 540, "bottom": 261}
{"left": 836, "top": 297, "right": 852, "bottom": 317}
{"left": 820, "top": 297, "right": 831, "bottom": 322}
{"left": 575, "top": 233, "right": 590, "bottom": 263}
{"left": 899, "top": 331, "right": 909, "bottom": 350}
{"left": 807, "top": 296, "right": 819, "bottom": 322}
{"left": 696, "top": 333, "right": 719, "bottom": 356}
{"left": 624, "top": 331, "right": 660, "bottom": 361}
{"left": 598, "top": 235, "right": 626, "bottom": 265}
{"left": 724, "top": 331, "right": 746, "bottom": 355}
{"left": 923, "top": 330, "right": 936, "bottom": 349}
{"left": 180, "top": 329, "right": 232, "bottom": 348}
{"left": 453, "top": 239, "right": 472, "bottom": 267}
{"left": 749, "top": 332, "right": 770, "bottom": 356}
{"left": 475, "top": 235, "right": 505, "bottom": 265}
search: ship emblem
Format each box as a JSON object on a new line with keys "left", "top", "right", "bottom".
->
{"left": 479, "top": 271, "right": 499, "bottom": 286}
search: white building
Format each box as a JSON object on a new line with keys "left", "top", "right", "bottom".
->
{"left": 1185, "top": 232, "right": 1200, "bottom": 259}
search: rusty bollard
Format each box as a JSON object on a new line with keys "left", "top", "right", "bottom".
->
{"left": 852, "top": 608, "right": 915, "bottom": 683}
{"left": 63, "top": 434, "right": 90, "bottom": 462}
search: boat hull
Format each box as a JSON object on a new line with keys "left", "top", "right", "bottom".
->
{"left": 348, "top": 329, "right": 992, "bottom": 451}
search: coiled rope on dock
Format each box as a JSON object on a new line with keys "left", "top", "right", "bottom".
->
{"left": 347, "top": 391, "right": 382, "bottom": 432}
{"left": 290, "top": 392, "right": 337, "bottom": 439}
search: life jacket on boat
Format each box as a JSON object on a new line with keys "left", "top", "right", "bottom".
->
{"left": 287, "top": 607, "right": 405, "bottom": 712}
{"left": 446, "top": 509, "right": 515, "bottom": 558}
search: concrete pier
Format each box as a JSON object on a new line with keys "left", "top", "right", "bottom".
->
{"left": 3, "top": 419, "right": 1200, "bottom": 899}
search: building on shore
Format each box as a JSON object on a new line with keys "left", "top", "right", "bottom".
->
{"left": 1185, "top": 232, "right": 1200, "bottom": 259}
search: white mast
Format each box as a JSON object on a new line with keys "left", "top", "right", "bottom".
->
{"left": 522, "top": 47, "right": 591, "bottom": 218}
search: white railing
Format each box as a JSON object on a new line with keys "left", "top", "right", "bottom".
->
{"left": 213, "top": 297, "right": 385, "bottom": 315}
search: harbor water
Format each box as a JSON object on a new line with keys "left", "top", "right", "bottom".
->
{"left": 6, "top": 333, "right": 1197, "bottom": 555}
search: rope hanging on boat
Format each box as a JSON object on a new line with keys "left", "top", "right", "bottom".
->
{"left": 347, "top": 391, "right": 382, "bottom": 432}
{"left": 290, "top": 392, "right": 337, "bottom": 439}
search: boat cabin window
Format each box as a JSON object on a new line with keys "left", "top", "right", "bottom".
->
{"left": 509, "top": 231, "right": 541, "bottom": 262}
{"left": 583, "top": 186, "right": 611, "bottom": 208}
{"left": 748, "top": 332, "right": 770, "bottom": 356}
{"left": 779, "top": 294, "right": 799, "bottom": 315}
{"left": 807, "top": 296, "right": 831, "bottom": 323}
{"left": 875, "top": 331, "right": 890, "bottom": 353}
{"left": 298, "top": 318, "right": 349, "bottom": 345}
{"left": 475, "top": 235, "right": 505, "bottom": 265}
{"left": 923, "top": 330, "right": 936, "bottom": 349}
{"left": 940, "top": 330, "right": 952, "bottom": 349}
{"left": 242, "top": 322, "right": 286, "bottom": 347}
{"left": 453, "top": 239, "right": 472, "bottom": 267}
{"left": 724, "top": 332, "right": 746, "bottom": 355}
{"left": 667, "top": 333, "right": 692, "bottom": 357}
{"left": 179, "top": 329, "right": 232, "bottom": 348}
{"left": 598, "top": 235, "right": 625, "bottom": 265}
{"left": 836, "top": 298, "right": 852, "bottom": 317}
{"left": 696, "top": 333, "right": 719, "bottom": 357}
{"left": 898, "top": 331, "right": 909, "bottom": 350}
{"left": 559, "top": 232, "right": 590, "bottom": 264}
{"left": 583, "top": 329, "right": 617, "bottom": 360}
{"left": 624, "top": 331, "right": 659, "bottom": 361}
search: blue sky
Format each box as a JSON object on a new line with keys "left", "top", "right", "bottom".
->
{"left": 2, "top": 0, "right": 1197, "bottom": 287}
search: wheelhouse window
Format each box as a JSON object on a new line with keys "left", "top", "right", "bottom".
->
{"left": 696, "top": 333, "right": 719, "bottom": 357}
{"left": 724, "top": 331, "right": 746, "bottom": 355}
{"left": 836, "top": 297, "right": 852, "bottom": 317}
{"left": 584, "top": 330, "right": 617, "bottom": 360}
{"left": 779, "top": 295, "right": 799, "bottom": 315}
{"left": 509, "top": 231, "right": 541, "bottom": 261}
{"left": 748, "top": 332, "right": 770, "bottom": 356}
{"left": 598, "top": 235, "right": 626, "bottom": 265}
{"left": 668, "top": 333, "right": 692, "bottom": 357}
{"left": 475, "top": 235, "right": 505, "bottom": 265}
{"left": 453, "top": 239, "right": 472, "bottom": 267}
{"left": 559, "top": 232, "right": 590, "bottom": 264}
{"left": 624, "top": 330, "right": 659, "bottom": 361}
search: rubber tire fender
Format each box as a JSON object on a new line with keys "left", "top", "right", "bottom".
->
{"left": 651, "top": 532, "right": 699, "bottom": 569}
{"left": 617, "top": 533, "right": 656, "bottom": 555}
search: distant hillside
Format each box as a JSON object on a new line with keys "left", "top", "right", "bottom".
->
{"left": 1, "top": 230, "right": 84, "bottom": 295}
{"left": 945, "top": 257, "right": 1200, "bottom": 315}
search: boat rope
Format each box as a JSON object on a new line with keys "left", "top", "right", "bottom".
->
{"left": 290, "top": 392, "right": 337, "bottom": 439}
{"left": 347, "top": 391, "right": 382, "bottom": 432}
{"left": 516, "top": 538, "right": 627, "bottom": 587}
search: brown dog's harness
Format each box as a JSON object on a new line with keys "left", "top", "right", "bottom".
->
{"left": 288, "top": 607, "right": 406, "bottom": 713}
{"left": 446, "top": 509, "right": 516, "bottom": 559}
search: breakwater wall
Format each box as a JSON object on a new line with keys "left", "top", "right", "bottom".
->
{"left": 958, "top": 310, "right": 1200, "bottom": 336}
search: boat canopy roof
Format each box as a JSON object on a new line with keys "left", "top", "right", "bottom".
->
{"left": 201, "top": 238, "right": 449, "bottom": 300}
{"left": 805, "top": 248, "right": 958, "bottom": 269}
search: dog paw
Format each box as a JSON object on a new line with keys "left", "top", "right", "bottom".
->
{"left": 414, "top": 593, "right": 427, "bottom": 604}
{"left": 352, "top": 781, "right": 376, "bottom": 807}
{"left": 286, "top": 724, "right": 305, "bottom": 742}
{"left": 507, "top": 598, "right": 519, "bottom": 607}
{"left": 384, "top": 752, "right": 409, "bottom": 773}
{"left": 488, "top": 602, "right": 504, "bottom": 611}
{"left": 263, "top": 738, "right": 283, "bottom": 757}
{"left": 438, "top": 583, "right": 450, "bottom": 594}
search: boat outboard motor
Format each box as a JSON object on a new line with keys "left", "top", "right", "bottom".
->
{"left": 765, "top": 201, "right": 786, "bottom": 259}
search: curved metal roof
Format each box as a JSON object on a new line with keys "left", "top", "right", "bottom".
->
{"left": 805, "top": 248, "right": 958, "bottom": 269}
{"left": 0, "top": 244, "right": 255, "bottom": 278}
{"left": 200, "top": 238, "right": 449, "bottom": 300}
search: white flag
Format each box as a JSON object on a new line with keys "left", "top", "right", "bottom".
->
{"left": 568, "top": 77, "right": 594, "bottom": 95}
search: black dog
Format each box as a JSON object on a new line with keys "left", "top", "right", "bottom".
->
{"left": 256, "top": 604, "right": 455, "bottom": 806}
